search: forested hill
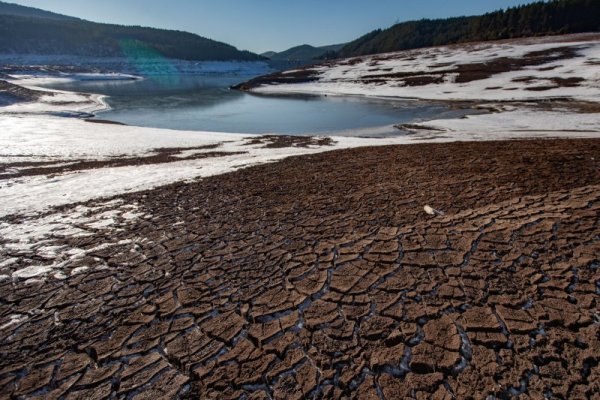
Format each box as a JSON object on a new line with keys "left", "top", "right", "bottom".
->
{"left": 0, "top": 1, "right": 262, "bottom": 61}
{"left": 337, "top": 0, "right": 600, "bottom": 58}
{"left": 0, "top": 1, "right": 77, "bottom": 21}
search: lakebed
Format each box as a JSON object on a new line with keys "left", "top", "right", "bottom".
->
{"left": 0, "top": 34, "right": 599, "bottom": 399}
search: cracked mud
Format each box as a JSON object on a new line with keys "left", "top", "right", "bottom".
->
{"left": 1, "top": 138, "right": 599, "bottom": 399}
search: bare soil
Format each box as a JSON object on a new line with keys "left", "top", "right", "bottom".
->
{"left": 0, "top": 80, "right": 48, "bottom": 105}
{"left": 1, "top": 138, "right": 599, "bottom": 399}
{"left": 0, "top": 144, "right": 242, "bottom": 180}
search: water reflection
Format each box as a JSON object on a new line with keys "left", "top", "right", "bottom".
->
{"left": 36, "top": 61, "right": 475, "bottom": 136}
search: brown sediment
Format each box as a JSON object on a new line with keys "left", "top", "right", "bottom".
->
{"left": 244, "top": 134, "right": 335, "bottom": 148}
{"left": 84, "top": 119, "right": 127, "bottom": 125}
{"left": 1, "top": 138, "right": 599, "bottom": 399}
{"left": 0, "top": 144, "right": 242, "bottom": 179}
{"left": 394, "top": 123, "right": 445, "bottom": 132}
{"left": 232, "top": 68, "right": 322, "bottom": 91}
{"left": 0, "top": 79, "right": 48, "bottom": 104}
{"left": 547, "top": 100, "right": 600, "bottom": 113}
{"left": 0, "top": 136, "right": 336, "bottom": 180}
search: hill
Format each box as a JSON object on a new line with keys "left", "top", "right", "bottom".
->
{"left": 263, "top": 43, "right": 345, "bottom": 61}
{"left": 337, "top": 0, "right": 600, "bottom": 58}
{"left": 0, "top": 1, "right": 78, "bottom": 21}
{"left": 260, "top": 51, "right": 278, "bottom": 59}
{"left": 0, "top": 1, "right": 262, "bottom": 61}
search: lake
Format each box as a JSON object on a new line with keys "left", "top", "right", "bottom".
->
{"left": 30, "top": 58, "right": 474, "bottom": 137}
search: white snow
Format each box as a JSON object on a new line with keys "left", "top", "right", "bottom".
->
{"left": 405, "top": 108, "right": 600, "bottom": 137}
{"left": 0, "top": 314, "right": 28, "bottom": 330}
{"left": 6, "top": 72, "right": 139, "bottom": 86}
{"left": 0, "top": 199, "right": 147, "bottom": 280}
{"left": 71, "top": 266, "right": 89, "bottom": 276}
{"left": 12, "top": 265, "right": 54, "bottom": 279}
{"left": 252, "top": 35, "right": 600, "bottom": 102}
{"left": 0, "top": 114, "right": 245, "bottom": 163}
{"left": 0, "top": 200, "right": 139, "bottom": 249}
{"left": 0, "top": 115, "right": 397, "bottom": 216}
{"left": 1, "top": 87, "right": 108, "bottom": 115}
{"left": 0, "top": 258, "right": 17, "bottom": 268}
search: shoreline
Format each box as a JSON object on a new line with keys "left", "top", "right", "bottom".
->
{"left": 2, "top": 74, "right": 116, "bottom": 115}
{"left": 1, "top": 66, "right": 599, "bottom": 218}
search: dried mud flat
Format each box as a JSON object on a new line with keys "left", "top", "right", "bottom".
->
{"left": 1, "top": 138, "right": 599, "bottom": 399}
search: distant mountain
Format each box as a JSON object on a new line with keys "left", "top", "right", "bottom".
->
{"left": 336, "top": 0, "right": 600, "bottom": 58}
{"left": 260, "top": 51, "right": 278, "bottom": 59}
{"left": 263, "top": 43, "right": 346, "bottom": 61}
{"left": 0, "top": 1, "right": 263, "bottom": 61}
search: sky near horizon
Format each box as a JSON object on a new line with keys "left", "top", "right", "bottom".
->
{"left": 10, "top": 0, "right": 543, "bottom": 54}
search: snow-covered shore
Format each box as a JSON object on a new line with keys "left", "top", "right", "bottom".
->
{"left": 247, "top": 34, "right": 600, "bottom": 102}
{"left": 0, "top": 114, "right": 394, "bottom": 216}
{"left": 2, "top": 109, "right": 599, "bottom": 219}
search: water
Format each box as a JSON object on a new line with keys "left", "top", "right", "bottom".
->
{"left": 30, "top": 58, "right": 474, "bottom": 137}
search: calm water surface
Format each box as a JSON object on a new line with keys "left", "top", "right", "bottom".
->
{"left": 37, "top": 60, "right": 473, "bottom": 137}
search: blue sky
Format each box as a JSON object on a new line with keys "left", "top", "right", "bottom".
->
{"left": 10, "top": 0, "right": 542, "bottom": 53}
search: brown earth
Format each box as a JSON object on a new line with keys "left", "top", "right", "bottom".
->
{"left": 0, "top": 136, "right": 335, "bottom": 180}
{"left": 1, "top": 138, "right": 599, "bottom": 399}
{"left": 232, "top": 68, "right": 322, "bottom": 91}
{"left": 0, "top": 80, "right": 47, "bottom": 105}
{"left": 84, "top": 119, "right": 128, "bottom": 126}
{"left": 243, "top": 135, "right": 334, "bottom": 149}
{"left": 0, "top": 145, "right": 241, "bottom": 180}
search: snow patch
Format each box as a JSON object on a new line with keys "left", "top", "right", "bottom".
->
{"left": 1, "top": 200, "right": 146, "bottom": 280}
{"left": 12, "top": 265, "right": 53, "bottom": 279}
{"left": 71, "top": 266, "right": 89, "bottom": 276}
{"left": 0, "top": 314, "right": 28, "bottom": 330}
{"left": 252, "top": 36, "right": 600, "bottom": 102}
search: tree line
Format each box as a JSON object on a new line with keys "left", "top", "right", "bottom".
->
{"left": 334, "top": 0, "right": 600, "bottom": 58}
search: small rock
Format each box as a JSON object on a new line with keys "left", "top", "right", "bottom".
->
{"left": 424, "top": 205, "right": 444, "bottom": 216}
